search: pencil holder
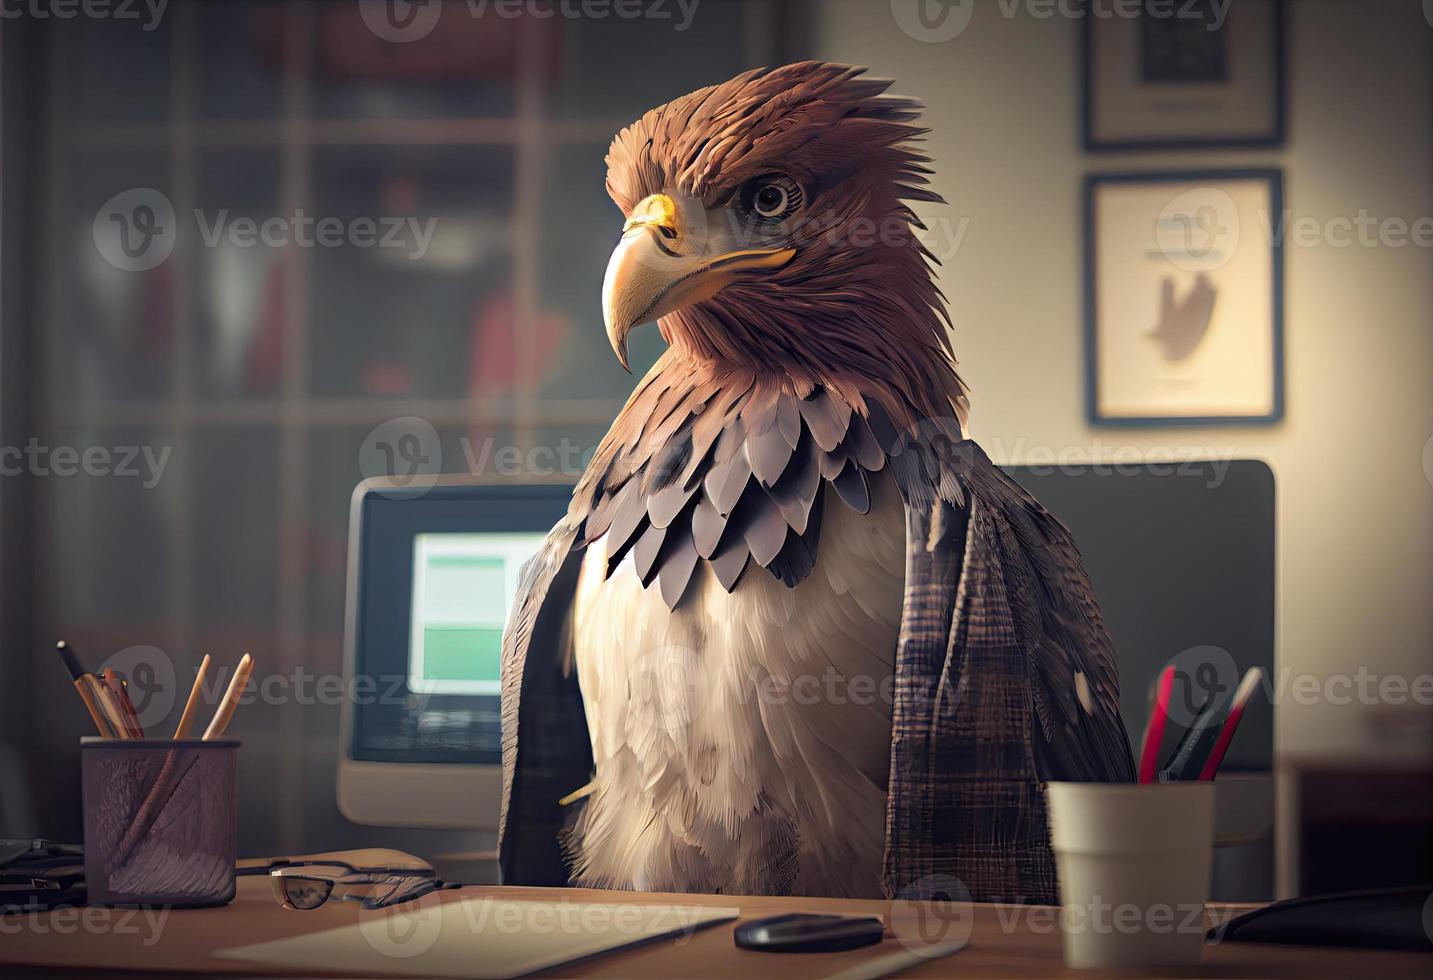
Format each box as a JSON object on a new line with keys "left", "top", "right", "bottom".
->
{"left": 81, "top": 737, "right": 239, "bottom": 907}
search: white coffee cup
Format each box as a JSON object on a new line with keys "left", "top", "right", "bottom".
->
{"left": 1046, "top": 781, "right": 1216, "bottom": 970}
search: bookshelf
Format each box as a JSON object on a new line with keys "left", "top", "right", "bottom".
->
{"left": 37, "top": 0, "right": 787, "bottom": 853}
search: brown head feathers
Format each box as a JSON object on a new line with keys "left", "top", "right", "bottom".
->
{"left": 575, "top": 63, "right": 971, "bottom": 604}
{"left": 603, "top": 62, "right": 967, "bottom": 429}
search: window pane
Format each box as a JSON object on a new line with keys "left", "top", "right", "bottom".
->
{"left": 546, "top": 2, "right": 752, "bottom": 120}
{"left": 193, "top": 148, "right": 286, "bottom": 399}
{"left": 48, "top": 16, "right": 171, "bottom": 123}
{"left": 308, "top": 145, "right": 515, "bottom": 401}
{"left": 192, "top": 427, "right": 280, "bottom": 640}
{"left": 196, "top": 1, "right": 287, "bottom": 120}
{"left": 48, "top": 425, "right": 180, "bottom": 634}
{"left": 49, "top": 149, "right": 173, "bottom": 405}
{"left": 308, "top": 1, "right": 516, "bottom": 120}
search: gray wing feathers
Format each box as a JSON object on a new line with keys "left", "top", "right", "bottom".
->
{"left": 498, "top": 516, "right": 591, "bottom": 886}
{"left": 887, "top": 432, "right": 1133, "bottom": 785}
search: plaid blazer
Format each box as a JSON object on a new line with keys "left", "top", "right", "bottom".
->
{"left": 498, "top": 437, "right": 1133, "bottom": 905}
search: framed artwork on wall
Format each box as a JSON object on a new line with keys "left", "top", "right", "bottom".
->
{"left": 1084, "top": 169, "right": 1284, "bottom": 426}
{"left": 1082, "top": 0, "right": 1286, "bottom": 150}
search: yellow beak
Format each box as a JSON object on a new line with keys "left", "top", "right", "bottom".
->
{"left": 601, "top": 192, "right": 795, "bottom": 370}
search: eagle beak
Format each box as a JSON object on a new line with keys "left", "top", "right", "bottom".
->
{"left": 602, "top": 192, "right": 795, "bottom": 371}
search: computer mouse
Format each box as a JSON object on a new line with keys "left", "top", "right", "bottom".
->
{"left": 734, "top": 913, "right": 886, "bottom": 953}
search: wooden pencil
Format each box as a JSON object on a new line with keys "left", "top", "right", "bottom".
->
{"left": 172, "top": 653, "right": 211, "bottom": 739}
{"left": 203, "top": 653, "right": 253, "bottom": 740}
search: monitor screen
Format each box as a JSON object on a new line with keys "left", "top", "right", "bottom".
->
{"left": 348, "top": 483, "right": 570, "bottom": 766}
{"left": 408, "top": 532, "right": 547, "bottom": 697}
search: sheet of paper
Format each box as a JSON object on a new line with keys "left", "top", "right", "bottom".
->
{"left": 216, "top": 897, "right": 740, "bottom": 979}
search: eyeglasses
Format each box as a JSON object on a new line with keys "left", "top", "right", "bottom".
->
{"left": 267, "top": 861, "right": 454, "bottom": 911}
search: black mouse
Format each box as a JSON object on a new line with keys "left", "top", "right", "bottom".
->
{"left": 734, "top": 913, "right": 886, "bottom": 953}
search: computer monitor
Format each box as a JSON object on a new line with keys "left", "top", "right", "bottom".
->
{"left": 338, "top": 462, "right": 1275, "bottom": 840}
{"left": 1005, "top": 459, "right": 1275, "bottom": 773}
{"left": 337, "top": 476, "right": 570, "bottom": 829}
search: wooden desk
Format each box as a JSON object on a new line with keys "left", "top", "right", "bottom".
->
{"left": 1, "top": 876, "right": 1427, "bottom": 978}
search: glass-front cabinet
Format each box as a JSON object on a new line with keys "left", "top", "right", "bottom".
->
{"left": 38, "top": 0, "right": 787, "bottom": 855}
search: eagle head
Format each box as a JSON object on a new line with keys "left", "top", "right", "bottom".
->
{"left": 600, "top": 62, "right": 951, "bottom": 385}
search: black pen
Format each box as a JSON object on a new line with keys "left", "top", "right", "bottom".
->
{"left": 1158, "top": 683, "right": 1226, "bottom": 782}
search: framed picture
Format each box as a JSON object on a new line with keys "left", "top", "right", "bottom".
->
{"left": 1082, "top": 0, "right": 1286, "bottom": 150}
{"left": 1084, "top": 170, "right": 1284, "bottom": 426}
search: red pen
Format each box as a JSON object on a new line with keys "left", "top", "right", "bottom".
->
{"left": 1199, "top": 667, "right": 1264, "bottom": 781}
{"left": 1138, "top": 665, "right": 1175, "bottom": 784}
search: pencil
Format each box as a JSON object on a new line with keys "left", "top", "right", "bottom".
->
{"left": 55, "top": 641, "right": 112, "bottom": 738}
{"left": 90, "top": 676, "right": 131, "bottom": 740}
{"left": 173, "top": 653, "right": 211, "bottom": 739}
{"left": 827, "top": 937, "right": 969, "bottom": 979}
{"left": 102, "top": 668, "right": 144, "bottom": 738}
{"left": 203, "top": 653, "right": 253, "bottom": 740}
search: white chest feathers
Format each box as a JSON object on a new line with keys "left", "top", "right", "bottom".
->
{"left": 567, "top": 473, "right": 906, "bottom": 898}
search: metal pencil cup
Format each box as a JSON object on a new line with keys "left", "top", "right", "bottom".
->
{"left": 81, "top": 737, "right": 239, "bottom": 907}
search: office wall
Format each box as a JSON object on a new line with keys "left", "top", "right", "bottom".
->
{"left": 814, "top": 0, "right": 1433, "bottom": 762}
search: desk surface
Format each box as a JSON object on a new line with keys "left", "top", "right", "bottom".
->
{"left": 2, "top": 877, "right": 1428, "bottom": 978}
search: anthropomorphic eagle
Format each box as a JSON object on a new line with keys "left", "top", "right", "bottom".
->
{"left": 499, "top": 62, "right": 1133, "bottom": 904}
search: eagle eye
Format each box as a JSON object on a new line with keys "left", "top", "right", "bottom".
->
{"left": 737, "top": 173, "right": 804, "bottom": 223}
